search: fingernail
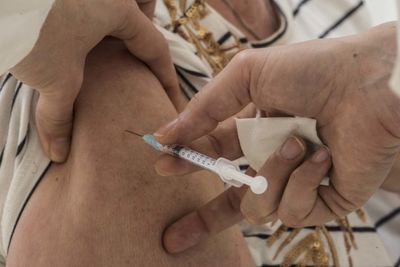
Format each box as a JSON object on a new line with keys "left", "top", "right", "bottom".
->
{"left": 163, "top": 212, "right": 207, "bottom": 253}
{"left": 154, "top": 118, "right": 178, "bottom": 139}
{"left": 312, "top": 147, "right": 329, "bottom": 163}
{"left": 280, "top": 136, "right": 304, "bottom": 160}
{"left": 50, "top": 137, "right": 70, "bottom": 162}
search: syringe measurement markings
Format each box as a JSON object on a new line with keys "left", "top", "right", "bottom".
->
{"left": 184, "top": 151, "right": 215, "bottom": 168}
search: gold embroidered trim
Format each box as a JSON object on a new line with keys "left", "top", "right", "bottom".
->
{"left": 266, "top": 210, "right": 365, "bottom": 266}
{"left": 164, "top": 0, "right": 245, "bottom": 75}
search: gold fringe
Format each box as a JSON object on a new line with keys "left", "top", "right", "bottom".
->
{"left": 273, "top": 228, "right": 302, "bottom": 260}
{"left": 265, "top": 210, "right": 365, "bottom": 267}
{"left": 267, "top": 224, "right": 288, "bottom": 247}
{"left": 164, "top": 0, "right": 245, "bottom": 75}
{"left": 321, "top": 226, "right": 339, "bottom": 267}
{"left": 356, "top": 209, "right": 366, "bottom": 223}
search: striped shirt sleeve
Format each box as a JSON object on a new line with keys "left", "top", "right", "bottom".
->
{"left": 0, "top": 74, "right": 51, "bottom": 261}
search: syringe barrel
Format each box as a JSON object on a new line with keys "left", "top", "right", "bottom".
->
{"left": 161, "top": 144, "right": 217, "bottom": 172}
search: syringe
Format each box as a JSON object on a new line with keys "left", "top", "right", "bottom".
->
{"left": 143, "top": 134, "right": 268, "bottom": 195}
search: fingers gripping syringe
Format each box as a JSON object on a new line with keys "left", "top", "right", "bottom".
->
{"left": 143, "top": 134, "right": 268, "bottom": 195}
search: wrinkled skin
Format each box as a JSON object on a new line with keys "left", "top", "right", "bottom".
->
{"left": 154, "top": 22, "right": 400, "bottom": 253}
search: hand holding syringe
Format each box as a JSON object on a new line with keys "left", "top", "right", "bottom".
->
{"left": 139, "top": 133, "right": 268, "bottom": 195}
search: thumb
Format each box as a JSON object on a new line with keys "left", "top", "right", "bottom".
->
{"left": 155, "top": 49, "right": 256, "bottom": 145}
{"left": 35, "top": 88, "right": 77, "bottom": 163}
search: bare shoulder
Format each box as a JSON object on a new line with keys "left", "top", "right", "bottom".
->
{"left": 6, "top": 39, "right": 253, "bottom": 267}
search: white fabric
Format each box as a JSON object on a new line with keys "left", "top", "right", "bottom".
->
{"left": 0, "top": 76, "right": 50, "bottom": 265}
{"left": 390, "top": 1, "right": 400, "bottom": 96}
{"left": 0, "top": 0, "right": 54, "bottom": 75}
{"left": 364, "top": 190, "right": 400, "bottom": 263}
{"left": 237, "top": 117, "right": 322, "bottom": 171}
{"left": 288, "top": 0, "right": 372, "bottom": 42}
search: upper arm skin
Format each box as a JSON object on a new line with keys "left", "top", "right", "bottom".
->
{"left": 6, "top": 39, "right": 254, "bottom": 267}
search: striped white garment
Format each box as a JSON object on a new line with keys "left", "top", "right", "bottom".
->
{"left": 0, "top": 74, "right": 50, "bottom": 266}
{"left": 0, "top": 0, "right": 398, "bottom": 266}
{"left": 153, "top": 0, "right": 294, "bottom": 98}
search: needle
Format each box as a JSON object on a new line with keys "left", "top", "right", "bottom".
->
{"left": 125, "top": 130, "right": 144, "bottom": 137}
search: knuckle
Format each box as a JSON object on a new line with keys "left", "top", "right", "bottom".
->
{"left": 190, "top": 93, "right": 219, "bottom": 125}
{"left": 231, "top": 49, "right": 254, "bottom": 67}
{"left": 321, "top": 186, "right": 365, "bottom": 219}
{"left": 111, "top": 0, "right": 140, "bottom": 35}
{"left": 278, "top": 208, "right": 304, "bottom": 228}
{"left": 289, "top": 163, "right": 322, "bottom": 186}
{"left": 332, "top": 194, "right": 362, "bottom": 217}
{"left": 290, "top": 168, "right": 310, "bottom": 183}
{"left": 190, "top": 92, "right": 204, "bottom": 106}
{"left": 36, "top": 113, "right": 73, "bottom": 138}
{"left": 242, "top": 206, "right": 277, "bottom": 225}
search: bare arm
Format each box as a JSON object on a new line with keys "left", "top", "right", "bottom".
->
{"left": 6, "top": 39, "right": 254, "bottom": 267}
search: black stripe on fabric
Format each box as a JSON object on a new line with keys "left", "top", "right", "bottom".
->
{"left": 175, "top": 65, "right": 209, "bottom": 78}
{"left": 11, "top": 82, "right": 23, "bottom": 111}
{"left": 176, "top": 68, "right": 199, "bottom": 94}
{"left": 243, "top": 233, "right": 271, "bottom": 239}
{"left": 0, "top": 73, "right": 13, "bottom": 93}
{"left": 288, "top": 225, "right": 376, "bottom": 232}
{"left": 16, "top": 132, "right": 28, "bottom": 157}
{"left": 394, "top": 256, "right": 400, "bottom": 267}
{"left": 375, "top": 207, "right": 400, "bottom": 228}
{"left": 180, "top": 84, "right": 191, "bottom": 100}
{"left": 217, "top": 31, "right": 232, "bottom": 45}
{"left": 292, "top": 0, "right": 311, "bottom": 17}
{"left": 251, "top": 1, "right": 288, "bottom": 48}
{"left": 180, "top": 84, "right": 192, "bottom": 100}
{"left": 239, "top": 37, "right": 248, "bottom": 44}
{"left": 244, "top": 225, "right": 376, "bottom": 241}
{"left": 8, "top": 162, "right": 52, "bottom": 252}
{"left": 318, "top": 1, "right": 364, "bottom": 39}
{"left": 0, "top": 148, "right": 4, "bottom": 167}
